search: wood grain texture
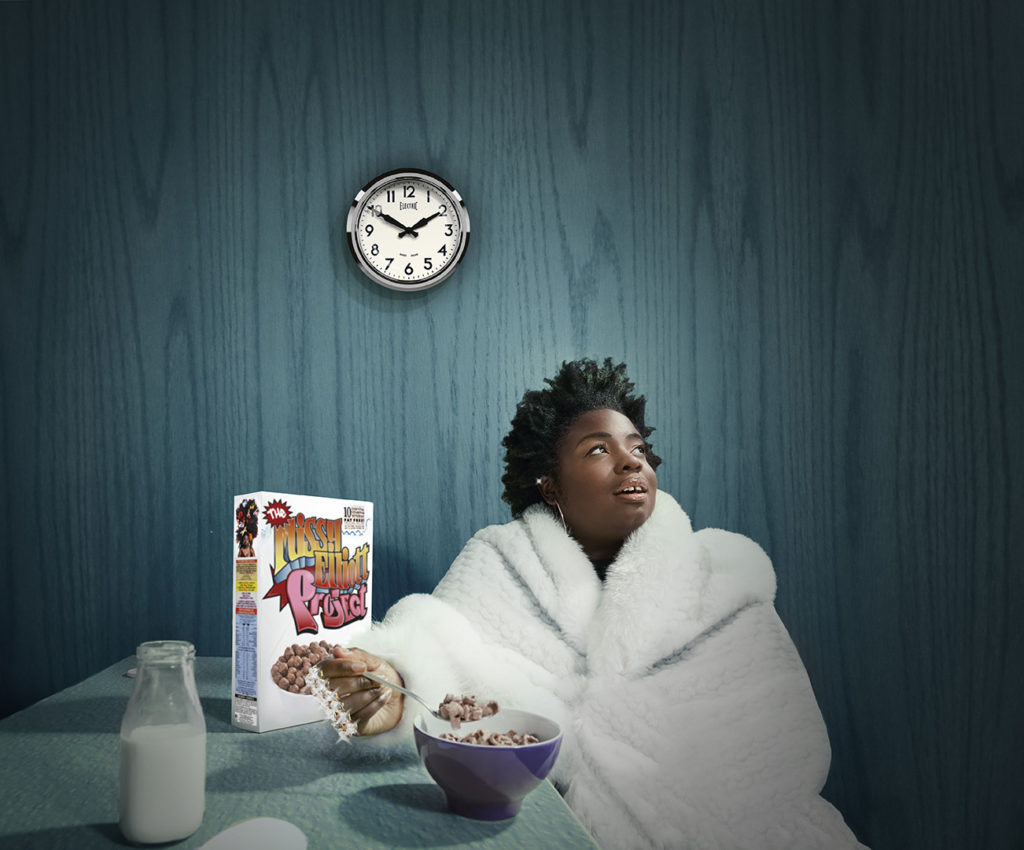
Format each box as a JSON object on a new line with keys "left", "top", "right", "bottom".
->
{"left": 1, "top": 2, "right": 1022, "bottom": 848}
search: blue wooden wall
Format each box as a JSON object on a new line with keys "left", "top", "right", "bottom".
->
{"left": 2, "top": 2, "right": 1022, "bottom": 848}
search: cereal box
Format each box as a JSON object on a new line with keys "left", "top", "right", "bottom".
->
{"left": 232, "top": 492, "right": 373, "bottom": 732}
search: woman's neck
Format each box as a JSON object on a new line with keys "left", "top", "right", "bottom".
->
{"left": 590, "top": 557, "right": 613, "bottom": 581}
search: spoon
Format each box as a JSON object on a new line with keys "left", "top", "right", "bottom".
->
{"left": 362, "top": 669, "right": 444, "bottom": 719}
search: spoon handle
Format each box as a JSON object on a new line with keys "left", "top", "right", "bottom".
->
{"left": 362, "top": 670, "right": 441, "bottom": 718}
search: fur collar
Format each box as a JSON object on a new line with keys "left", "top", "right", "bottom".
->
{"left": 480, "top": 492, "right": 776, "bottom": 674}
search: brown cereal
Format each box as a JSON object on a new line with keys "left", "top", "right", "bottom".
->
{"left": 436, "top": 693, "right": 539, "bottom": 745}
{"left": 440, "top": 728, "right": 540, "bottom": 746}
{"left": 437, "top": 694, "right": 501, "bottom": 729}
{"left": 271, "top": 640, "right": 340, "bottom": 694}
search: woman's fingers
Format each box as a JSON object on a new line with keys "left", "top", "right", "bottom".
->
{"left": 318, "top": 648, "right": 368, "bottom": 679}
{"left": 322, "top": 673, "right": 374, "bottom": 697}
{"left": 350, "top": 686, "right": 390, "bottom": 720}
{"left": 353, "top": 687, "right": 403, "bottom": 736}
{"left": 317, "top": 657, "right": 367, "bottom": 689}
{"left": 314, "top": 645, "right": 406, "bottom": 735}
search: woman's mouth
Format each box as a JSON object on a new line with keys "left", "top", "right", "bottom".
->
{"left": 614, "top": 482, "right": 649, "bottom": 502}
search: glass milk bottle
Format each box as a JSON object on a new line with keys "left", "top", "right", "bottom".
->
{"left": 119, "top": 640, "right": 207, "bottom": 844}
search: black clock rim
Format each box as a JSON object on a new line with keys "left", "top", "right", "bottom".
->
{"left": 354, "top": 167, "right": 460, "bottom": 197}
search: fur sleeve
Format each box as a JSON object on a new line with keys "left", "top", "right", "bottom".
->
{"left": 336, "top": 517, "right": 580, "bottom": 755}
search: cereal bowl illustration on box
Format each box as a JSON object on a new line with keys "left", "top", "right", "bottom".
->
{"left": 232, "top": 492, "right": 372, "bottom": 732}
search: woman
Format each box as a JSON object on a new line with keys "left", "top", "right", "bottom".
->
{"left": 321, "top": 358, "right": 868, "bottom": 849}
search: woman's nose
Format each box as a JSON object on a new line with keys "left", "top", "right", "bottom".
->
{"left": 615, "top": 447, "right": 642, "bottom": 471}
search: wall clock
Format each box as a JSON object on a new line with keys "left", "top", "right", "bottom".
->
{"left": 346, "top": 169, "right": 470, "bottom": 292}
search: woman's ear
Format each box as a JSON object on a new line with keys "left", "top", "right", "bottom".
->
{"left": 536, "top": 475, "right": 559, "bottom": 506}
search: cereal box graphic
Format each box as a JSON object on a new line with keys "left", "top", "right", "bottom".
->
{"left": 232, "top": 492, "right": 372, "bottom": 732}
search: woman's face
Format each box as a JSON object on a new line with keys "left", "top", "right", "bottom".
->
{"left": 543, "top": 408, "right": 658, "bottom": 561}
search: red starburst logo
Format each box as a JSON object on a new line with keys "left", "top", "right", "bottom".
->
{"left": 263, "top": 499, "right": 291, "bottom": 528}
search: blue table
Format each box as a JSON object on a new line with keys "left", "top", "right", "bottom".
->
{"left": 0, "top": 657, "right": 598, "bottom": 849}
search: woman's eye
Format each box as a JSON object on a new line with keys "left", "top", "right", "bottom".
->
{"left": 632, "top": 444, "right": 647, "bottom": 455}
{"left": 586, "top": 445, "right": 608, "bottom": 455}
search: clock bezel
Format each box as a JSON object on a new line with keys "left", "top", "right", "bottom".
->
{"left": 345, "top": 168, "right": 471, "bottom": 293}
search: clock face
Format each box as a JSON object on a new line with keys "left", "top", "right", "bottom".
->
{"left": 346, "top": 169, "right": 470, "bottom": 292}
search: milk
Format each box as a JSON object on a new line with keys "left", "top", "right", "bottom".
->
{"left": 119, "top": 723, "right": 206, "bottom": 844}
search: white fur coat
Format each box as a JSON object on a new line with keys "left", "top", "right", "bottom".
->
{"left": 356, "top": 492, "right": 868, "bottom": 849}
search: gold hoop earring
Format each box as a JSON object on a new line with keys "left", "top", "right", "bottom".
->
{"left": 536, "top": 477, "right": 569, "bottom": 534}
{"left": 554, "top": 501, "right": 569, "bottom": 534}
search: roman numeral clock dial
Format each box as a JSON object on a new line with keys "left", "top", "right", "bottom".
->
{"left": 346, "top": 169, "right": 470, "bottom": 292}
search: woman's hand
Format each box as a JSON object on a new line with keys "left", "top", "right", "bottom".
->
{"left": 317, "top": 646, "right": 405, "bottom": 736}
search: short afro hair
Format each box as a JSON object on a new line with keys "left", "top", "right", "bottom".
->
{"left": 501, "top": 358, "right": 662, "bottom": 517}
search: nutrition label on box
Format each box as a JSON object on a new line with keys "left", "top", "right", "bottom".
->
{"left": 234, "top": 558, "right": 258, "bottom": 698}
{"left": 234, "top": 616, "right": 257, "bottom": 697}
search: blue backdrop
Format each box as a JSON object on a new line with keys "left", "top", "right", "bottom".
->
{"left": 2, "top": 2, "right": 1022, "bottom": 849}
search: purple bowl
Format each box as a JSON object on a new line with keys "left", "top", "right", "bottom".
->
{"left": 413, "top": 708, "right": 563, "bottom": 820}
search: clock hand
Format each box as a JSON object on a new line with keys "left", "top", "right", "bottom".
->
{"left": 378, "top": 213, "right": 419, "bottom": 237}
{"left": 403, "top": 211, "right": 442, "bottom": 234}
